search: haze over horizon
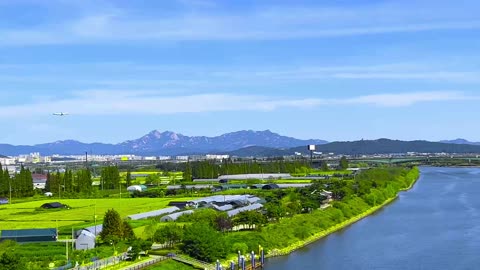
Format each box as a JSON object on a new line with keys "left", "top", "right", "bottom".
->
{"left": 1, "top": 0, "right": 479, "bottom": 144}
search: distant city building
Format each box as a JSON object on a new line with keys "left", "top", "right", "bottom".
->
{"left": 206, "top": 154, "right": 230, "bottom": 160}
{"left": 0, "top": 157, "right": 15, "bottom": 165}
{"left": 32, "top": 174, "right": 47, "bottom": 190}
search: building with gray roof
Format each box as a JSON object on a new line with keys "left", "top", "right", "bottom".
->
{"left": 128, "top": 206, "right": 180, "bottom": 220}
{"left": 75, "top": 224, "right": 103, "bottom": 250}
{"left": 210, "top": 204, "right": 234, "bottom": 212}
{"left": 160, "top": 210, "right": 194, "bottom": 222}
{"left": 218, "top": 173, "right": 291, "bottom": 180}
{"left": 277, "top": 183, "right": 312, "bottom": 188}
{"left": 1, "top": 228, "right": 57, "bottom": 243}
{"left": 227, "top": 203, "right": 263, "bottom": 217}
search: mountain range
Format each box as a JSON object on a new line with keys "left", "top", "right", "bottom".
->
{"left": 2, "top": 131, "right": 480, "bottom": 157}
{"left": 439, "top": 139, "right": 480, "bottom": 146}
{"left": 289, "top": 138, "right": 480, "bottom": 155}
{"left": 0, "top": 130, "right": 327, "bottom": 156}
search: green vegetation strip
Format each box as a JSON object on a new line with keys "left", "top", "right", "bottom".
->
{"left": 267, "top": 196, "right": 398, "bottom": 257}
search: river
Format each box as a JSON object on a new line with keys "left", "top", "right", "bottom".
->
{"left": 265, "top": 167, "right": 480, "bottom": 270}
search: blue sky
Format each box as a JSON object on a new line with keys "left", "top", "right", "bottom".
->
{"left": 0, "top": 0, "right": 479, "bottom": 144}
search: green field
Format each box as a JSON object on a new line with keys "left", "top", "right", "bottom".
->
{"left": 0, "top": 197, "right": 196, "bottom": 230}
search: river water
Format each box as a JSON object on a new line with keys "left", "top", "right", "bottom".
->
{"left": 265, "top": 167, "right": 480, "bottom": 270}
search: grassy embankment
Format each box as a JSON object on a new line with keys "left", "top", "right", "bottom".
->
{"left": 267, "top": 196, "right": 398, "bottom": 257}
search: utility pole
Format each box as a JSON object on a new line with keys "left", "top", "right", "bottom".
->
{"left": 94, "top": 201, "right": 97, "bottom": 236}
{"left": 72, "top": 227, "right": 74, "bottom": 251}
{"left": 66, "top": 240, "right": 69, "bottom": 262}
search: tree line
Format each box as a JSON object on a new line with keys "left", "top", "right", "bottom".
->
{"left": 45, "top": 169, "right": 93, "bottom": 194}
{"left": 0, "top": 164, "right": 33, "bottom": 198}
{"left": 184, "top": 160, "right": 312, "bottom": 180}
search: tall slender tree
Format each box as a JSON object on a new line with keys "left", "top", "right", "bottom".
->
{"left": 0, "top": 164, "right": 7, "bottom": 196}
{"left": 126, "top": 170, "right": 132, "bottom": 187}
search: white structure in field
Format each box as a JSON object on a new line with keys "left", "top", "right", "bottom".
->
{"left": 75, "top": 225, "right": 103, "bottom": 250}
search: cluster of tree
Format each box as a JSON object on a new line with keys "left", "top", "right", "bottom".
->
{"left": 15, "top": 166, "right": 34, "bottom": 197}
{"left": 0, "top": 247, "right": 25, "bottom": 270}
{"left": 339, "top": 156, "right": 349, "bottom": 170}
{"left": 0, "top": 165, "right": 33, "bottom": 198}
{"left": 100, "top": 166, "right": 121, "bottom": 190}
{"left": 45, "top": 169, "right": 92, "bottom": 194}
{"left": 182, "top": 222, "right": 227, "bottom": 262}
{"left": 153, "top": 224, "right": 183, "bottom": 248}
{"left": 97, "top": 209, "right": 152, "bottom": 261}
{"left": 0, "top": 163, "right": 11, "bottom": 197}
{"left": 99, "top": 209, "right": 135, "bottom": 243}
{"left": 184, "top": 160, "right": 311, "bottom": 180}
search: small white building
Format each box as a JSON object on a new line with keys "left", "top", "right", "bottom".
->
{"left": 75, "top": 225, "right": 103, "bottom": 250}
{"left": 75, "top": 230, "right": 96, "bottom": 250}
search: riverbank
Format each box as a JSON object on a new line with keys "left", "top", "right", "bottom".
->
{"left": 266, "top": 196, "right": 398, "bottom": 258}
{"left": 267, "top": 170, "right": 421, "bottom": 258}
{"left": 399, "top": 172, "right": 421, "bottom": 191}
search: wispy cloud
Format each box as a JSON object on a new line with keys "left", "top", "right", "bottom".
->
{"left": 1, "top": 62, "right": 479, "bottom": 86}
{"left": 0, "top": 91, "right": 473, "bottom": 118}
{"left": 0, "top": 1, "right": 479, "bottom": 45}
{"left": 343, "top": 91, "right": 472, "bottom": 107}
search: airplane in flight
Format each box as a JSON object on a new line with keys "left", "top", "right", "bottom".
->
{"left": 53, "top": 112, "right": 69, "bottom": 116}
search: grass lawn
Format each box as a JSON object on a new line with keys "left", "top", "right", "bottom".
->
{"left": 0, "top": 197, "right": 196, "bottom": 230}
{"left": 146, "top": 260, "right": 197, "bottom": 270}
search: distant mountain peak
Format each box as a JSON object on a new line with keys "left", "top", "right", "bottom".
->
{"left": 0, "top": 129, "right": 328, "bottom": 156}
{"left": 147, "top": 130, "right": 163, "bottom": 138}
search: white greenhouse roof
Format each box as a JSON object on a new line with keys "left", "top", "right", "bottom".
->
{"left": 160, "top": 210, "right": 194, "bottom": 221}
{"left": 128, "top": 206, "right": 180, "bottom": 220}
{"left": 227, "top": 203, "right": 263, "bottom": 217}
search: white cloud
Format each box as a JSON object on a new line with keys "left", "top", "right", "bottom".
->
{"left": 0, "top": 91, "right": 473, "bottom": 118}
{"left": 0, "top": 1, "right": 479, "bottom": 45}
{"left": 342, "top": 91, "right": 472, "bottom": 107}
